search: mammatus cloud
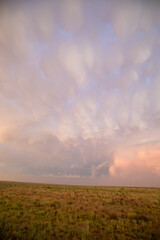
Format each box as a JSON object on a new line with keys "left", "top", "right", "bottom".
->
{"left": 0, "top": 0, "right": 160, "bottom": 186}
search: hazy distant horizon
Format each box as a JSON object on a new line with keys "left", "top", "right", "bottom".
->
{"left": 0, "top": 0, "right": 160, "bottom": 187}
{"left": 1, "top": 179, "right": 160, "bottom": 188}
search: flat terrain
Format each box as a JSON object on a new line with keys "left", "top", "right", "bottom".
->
{"left": 0, "top": 181, "right": 160, "bottom": 240}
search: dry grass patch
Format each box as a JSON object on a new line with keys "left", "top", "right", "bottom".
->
{"left": 0, "top": 182, "right": 160, "bottom": 240}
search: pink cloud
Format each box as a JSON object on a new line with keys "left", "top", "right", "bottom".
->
{"left": 0, "top": 0, "right": 160, "bottom": 186}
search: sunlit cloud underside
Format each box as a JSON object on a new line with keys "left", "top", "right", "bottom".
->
{"left": 0, "top": 0, "right": 160, "bottom": 187}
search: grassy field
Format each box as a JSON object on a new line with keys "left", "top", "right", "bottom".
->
{"left": 0, "top": 181, "right": 160, "bottom": 240}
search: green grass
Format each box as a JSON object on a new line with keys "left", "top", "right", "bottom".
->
{"left": 0, "top": 181, "right": 160, "bottom": 240}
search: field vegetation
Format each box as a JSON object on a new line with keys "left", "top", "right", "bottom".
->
{"left": 0, "top": 181, "right": 160, "bottom": 239}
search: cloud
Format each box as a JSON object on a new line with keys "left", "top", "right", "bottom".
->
{"left": 0, "top": 132, "right": 114, "bottom": 178}
{"left": 32, "top": 0, "right": 55, "bottom": 41}
{"left": 139, "top": 1, "right": 160, "bottom": 32}
{"left": 106, "top": 43, "right": 124, "bottom": 71}
{"left": 111, "top": 0, "right": 142, "bottom": 39}
{"left": 109, "top": 142, "right": 160, "bottom": 187}
{"left": 59, "top": 43, "right": 87, "bottom": 85}
{"left": 60, "top": 0, "right": 84, "bottom": 32}
{"left": 0, "top": 0, "right": 160, "bottom": 186}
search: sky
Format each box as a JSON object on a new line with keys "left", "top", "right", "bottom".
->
{"left": 0, "top": 0, "right": 160, "bottom": 187}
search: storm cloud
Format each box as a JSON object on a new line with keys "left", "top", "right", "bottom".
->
{"left": 0, "top": 0, "right": 160, "bottom": 186}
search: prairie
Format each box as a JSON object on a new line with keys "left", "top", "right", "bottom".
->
{"left": 0, "top": 181, "right": 160, "bottom": 240}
